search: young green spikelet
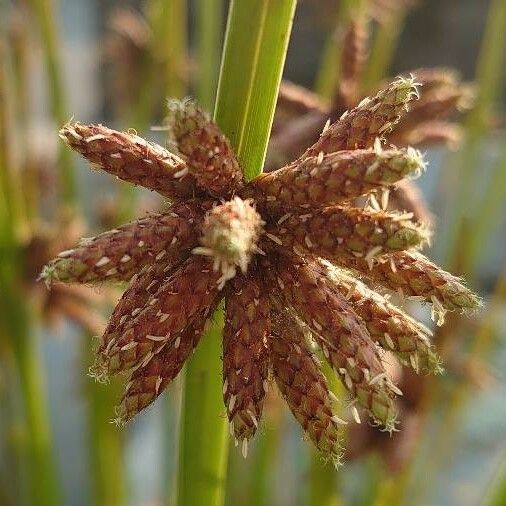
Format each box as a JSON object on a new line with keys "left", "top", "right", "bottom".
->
{"left": 43, "top": 78, "right": 479, "bottom": 463}
{"left": 193, "top": 197, "right": 264, "bottom": 287}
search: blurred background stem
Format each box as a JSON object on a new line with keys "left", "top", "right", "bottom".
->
{"left": 177, "top": 1, "right": 296, "bottom": 504}
{"left": 441, "top": 0, "right": 506, "bottom": 270}
{"left": 86, "top": 340, "right": 125, "bottom": 506}
{"left": 0, "top": 32, "right": 61, "bottom": 506}
{"left": 362, "top": 5, "right": 407, "bottom": 91}
{"left": 27, "top": 0, "right": 76, "bottom": 209}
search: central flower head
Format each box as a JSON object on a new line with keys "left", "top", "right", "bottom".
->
{"left": 193, "top": 197, "right": 264, "bottom": 287}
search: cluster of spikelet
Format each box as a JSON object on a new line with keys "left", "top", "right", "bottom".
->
{"left": 41, "top": 76, "right": 480, "bottom": 465}
{"left": 270, "top": 3, "right": 474, "bottom": 223}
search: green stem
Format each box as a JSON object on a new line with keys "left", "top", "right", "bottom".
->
{"left": 195, "top": 0, "right": 223, "bottom": 110}
{"left": 462, "top": 145, "right": 506, "bottom": 274}
{"left": 0, "top": 37, "right": 27, "bottom": 241}
{"left": 362, "top": 9, "right": 407, "bottom": 92}
{"left": 482, "top": 452, "right": 506, "bottom": 506}
{"left": 214, "top": 0, "right": 297, "bottom": 180}
{"left": 28, "top": 0, "right": 76, "bottom": 208}
{"left": 248, "top": 423, "right": 281, "bottom": 505}
{"left": 0, "top": 261, "right": 61, "bottom": 506}
{"left": 314, "top": 0, "right": 368, "bottom": 99}
{"left": 464, "top": 0, "right": 506, "bottom": 139}
{"left": 177, "top": 1, "right": 296, "bottom": 504}
{"left": 86, "top": 340, "right": 125, "bottom": 506}
{"left": 0, "top": 34, "right": 61, "bottom": 506}
{"left": 314, "top": 0, "right": 350, "bottom": 100}
{"left": 177, "top": 309, "right": 228, "bottom": 506}
{"left": 309, "top": 449, "right": 342, "bottom": 506}
{"left": 159, "top": 0, "right": 188, "bottom": 100}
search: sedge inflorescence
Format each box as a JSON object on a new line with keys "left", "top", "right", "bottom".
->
{"left": 42, "top": 77, "right": 479, "bottom": 466}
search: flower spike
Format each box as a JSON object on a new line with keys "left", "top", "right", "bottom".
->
{"left": 250, "top": 145, "right": 425, "bottom": 210}
{"left": 268, "top": 309, "right": 344, "bottom": 465}
{"left": 166, "top": 99, "right": 244, "bottom": 197}
{"left": 302, "top": 76, "right": 420, "bottom": 157}
{"left": 59, "top": 123, "right": 196, "bottom": 197}
{"left": 223, "top": 273, "right": 270, "bottom": 442}
{"left": 41, "top": 200, "right": 206, "bottom": 284}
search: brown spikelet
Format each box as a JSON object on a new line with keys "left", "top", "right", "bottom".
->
{"left": 266, "top": 206, "right": 428, "bottom": 263}
{"left": 166, "top": 99, "right": 244, "bottom": 197}
{"left": 42, "top": 201, "right": 205, "bottom": 284}
{"left": 223, "top": 273, "right": 270, "bottom": 443}
{"left": 268, "top": 309, "right": 343, "bottom": 464}
{"left": 116, "top": 302, "right": 219, "bottom": 423}
{"left": 269, "top": 256, "right": 399, "bottom": 429}
{"left": 97, "top": 256, "right": 221, "bottom": 377}
{"left": 59, "top": 123, "right": 196, "bottom": 197}
{"left": 93, "top": 261, "right": 171, "bottom": 380}
{"left": 302, "top": 76, "right": 419, "bottom": 157}
{"left": 250, "top": 145, "right": 425, "bottom": 210}
{"left": 340, "top": 251, "right": 481, "bottom": 315}
{"left": 320, "top": 261, "right": 441, "bottom": 374}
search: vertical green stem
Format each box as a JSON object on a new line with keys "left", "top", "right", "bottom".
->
{"left": 177, "top": 310, "right": 228, "bottom": 506}
{"left": 309, "top": 449, "right": 342, "bottom": 506}
{"left": 153, "top": 0, "right": 188, "bottom": 100}
{"left": 177, "top": 1, "right": 296, "bottom": 505}
{"left": 314, "top": 0, "right": 368, "bottom": 99}
{"left": 482, "top": 453, "right": 506, "bottom": 506}
{"left": 308, "top": 362, "right": 344, "bottom": 506}
{"left": 214, "top": 0, "right": 297, "bottom": 180}
{"left": 362, "top": 9, "right": 407, "bottom": 92}
{"left": 195, "top": 0, "right": 223, "bottom": 110}
{"left": 314, "top": 0, "right": 350, "bottom": 99}
{"left": 86, "top": 341, "right": 125, "bottom": 506}
{"left": 28, "top": 0, "right": 76, "bottom": 208}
